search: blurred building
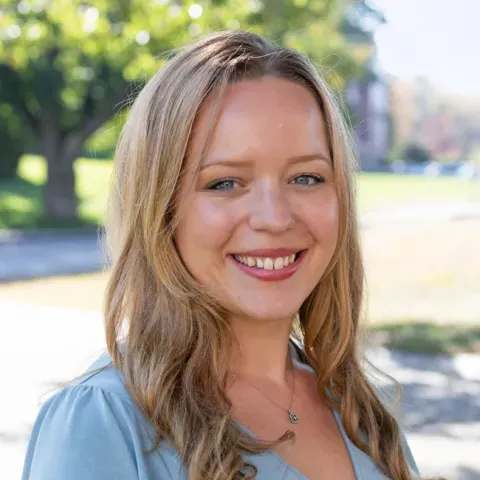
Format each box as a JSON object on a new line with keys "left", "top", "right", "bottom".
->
{"left": 389, "top": 80, "right": 416, "bottom": 147}
{"left": 343, "top": 1, "right": 391, "bottom": 170}
{"left": 390, "top": 77, "right": 480, "bottom": 162}
{"left": 346, "top": 73, "right": 391, "bottom": 170}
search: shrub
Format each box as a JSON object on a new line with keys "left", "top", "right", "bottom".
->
{"left": 403, "top": 143, "right": 432, "bottom": 164}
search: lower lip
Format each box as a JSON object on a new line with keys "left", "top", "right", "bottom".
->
{"left": 229, "top": 251, "right": 306, "bottom": 282}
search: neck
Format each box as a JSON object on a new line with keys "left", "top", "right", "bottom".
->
{"left": 229, "top": 314, "right": 294, "bottom": 386}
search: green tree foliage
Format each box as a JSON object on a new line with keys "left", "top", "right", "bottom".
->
{"left": 0, "top": 103, "right": 29, "bottom": 178}
{"left": 0, "top": 0, "right": 361, "bottom": 221}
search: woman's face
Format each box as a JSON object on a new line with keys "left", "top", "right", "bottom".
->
{"left": 175, "top": 76, "right": 339, "bottom": 321}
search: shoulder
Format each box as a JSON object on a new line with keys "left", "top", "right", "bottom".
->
{"left": 73, "top": 350, "right": 133, "bottom": 399}
{"left": 22, "top": 352, "right": 182, "bottom": 480}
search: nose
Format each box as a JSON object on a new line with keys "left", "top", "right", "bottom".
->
{"left": 248, "top": 182, "right": 295, "bottom": 233}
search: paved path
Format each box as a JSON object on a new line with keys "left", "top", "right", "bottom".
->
{"left": 0, "top": 229, "right": 104, "bottom": 282}
{"left": 2, "top": 301, "right": 479, "bottom": 480}
{"left": 1, "top": 301, "right": 105, "bottom": 480}
{"left": 361, "top": 201, "right": 480, "bottom": 227}
{"left": 368, "top": 349, "right": 480, "bottom": 479}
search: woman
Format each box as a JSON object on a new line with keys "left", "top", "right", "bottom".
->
{"left": 23, "top": 31, "right": 426, "bottom": 480}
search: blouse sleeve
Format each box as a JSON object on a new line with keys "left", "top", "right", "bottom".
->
{"left": 22, "top": 385, "right": 173, "bottom": 480}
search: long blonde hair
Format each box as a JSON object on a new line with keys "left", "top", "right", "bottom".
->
{"left": 105, "top": 30, "right": 419, "bottom": 480}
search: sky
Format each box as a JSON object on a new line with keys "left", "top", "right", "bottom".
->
{"left": 370, "top": 0, "right": 480, "bottom": 98}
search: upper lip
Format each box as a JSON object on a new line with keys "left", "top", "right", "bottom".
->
{"left": 231, "top": 248, "right": 302, "bottom": 257}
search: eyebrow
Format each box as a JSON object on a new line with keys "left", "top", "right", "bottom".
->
{"left": 199, "top": 153, "right": 332, "bottom": 171}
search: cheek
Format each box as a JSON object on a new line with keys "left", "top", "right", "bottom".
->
{"left": 303, "top": 190, "right": 340, "bottom": 244}
{"left": 325, "top": 194, "right": 340, "bottom": 229}
{"left": 175, "top": 197, "right": 237, "bottom": 260}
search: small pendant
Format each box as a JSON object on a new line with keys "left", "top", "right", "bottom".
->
{"left": 288, "top": 409, "right": 299, "bottom": 424}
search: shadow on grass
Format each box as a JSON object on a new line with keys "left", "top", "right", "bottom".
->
{"left": 368, "top": 321, "right": 480, "bottom": 355}
{"left": 0, "top": 176, "right": 98, "bottom": 230}
{"left": 456, "top": 466, "right": 480, "bottom": 480}
{"left": 400, "top": 380, "right": 480, "bottom": 439}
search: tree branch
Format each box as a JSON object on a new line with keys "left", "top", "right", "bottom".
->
{"left": 80, "top": 82, "right": 131, "bottom": 141}
{"left": 61, "top": 81, "right": 131, "bottom": 163}
{"left": 17, "top": 100, "right": 39, "bottom": 135}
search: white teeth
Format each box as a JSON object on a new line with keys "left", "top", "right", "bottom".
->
{"left": 234, "top": 253, "right": 299, "bottom": 270}
{"left": 263, "top": 258, "right": 274, "bottom": 270}
{"left": 273, "top": 257, "right": 284, "bottom": 269}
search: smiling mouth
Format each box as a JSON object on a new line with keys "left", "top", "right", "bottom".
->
{"left": 231, "top": 251, "right": 303, "bottom": 270}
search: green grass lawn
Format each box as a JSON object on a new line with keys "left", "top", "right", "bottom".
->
{"left": 0, "top": 155, "right": 478, "bottom": 230}
{"left": 0, "top": 155, "right": 112, "bottom": 229}
{"left": 356, "top": 172, "right": 478, "bottom": 212}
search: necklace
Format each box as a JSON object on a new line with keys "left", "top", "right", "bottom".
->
{"left": 231, "top": 366, "right": 299, "bottom": 424}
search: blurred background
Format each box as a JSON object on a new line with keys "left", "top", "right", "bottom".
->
{"left": 0, "top": 0, "right": 479, "bottom": 478}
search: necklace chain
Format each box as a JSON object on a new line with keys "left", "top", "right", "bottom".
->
{"left": 231, "top": 363, "right": 299, "bottom": 424}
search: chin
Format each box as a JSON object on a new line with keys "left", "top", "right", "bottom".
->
{"left": 233, "top": 300, "right": 303, "bottom": 323}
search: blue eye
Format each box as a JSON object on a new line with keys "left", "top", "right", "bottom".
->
{"left": 206, "top": 179, "right": 239, "bottom": 191}
{"left": 291, "top": 174, "right": 325, "bottom": 186}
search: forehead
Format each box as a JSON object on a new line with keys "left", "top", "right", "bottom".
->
{"left": 188, "top": 76, "right": 330, "bottom": 166}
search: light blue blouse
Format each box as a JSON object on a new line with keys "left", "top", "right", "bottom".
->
{"left": 22, "top": 351, "right": 420, "bottom": 479}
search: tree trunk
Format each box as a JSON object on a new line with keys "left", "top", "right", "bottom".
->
{"left": 38, "top": 82, "right": 128, "bottom": 221}
{"left": 44, "top": 154, "right": 78, "bottom": 221}
{"left": 39, "top": 120, "right": 80, "bottom": 221}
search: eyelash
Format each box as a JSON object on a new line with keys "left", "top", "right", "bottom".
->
{"left": 206, "top": 178, "right": 240, "bottom": 191}
{"left": 290, "top": 174, "right": 326, "bottom": 186}
{"left": 205, "top": 174, "right": 325, "bottom": 191}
